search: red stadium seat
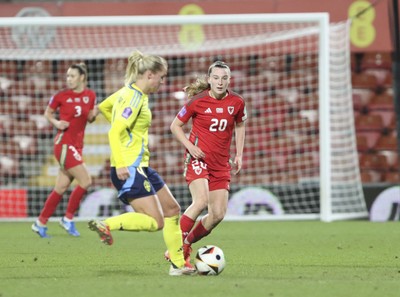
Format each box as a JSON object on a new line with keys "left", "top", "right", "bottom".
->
{"left": 374, "top": 133, "right": 398, "bottom": 151}
{"left": 368, "top": 92, "right": 394, "bottom": 111}
{"left": 361, "top": 52, "right": 391, "bottom": 70}
{"left": 351, "top": 72, "right": 378, "bottom": 89}
{"left": 0, "top": 139, "right": 21, "bottom": 158}
{"left": 264, "top": 134, "right": 297, "bottom": 155}
{"left": 388, "top": 114, "right": 397, "bottom": 131}
{"left": 282, "top": 114, "right": 318, "bottom": 135}
{"left": 0, "top": 99, "right": 18, "bottom": 116}
{"left": 257, "top": 54, "right": 287, "bottom": 72}
{"left": 356, "top": 135, "right": 369, "bottom": 152}
{"left": 184, "top": 56, "right": 214, "bottom": 77}
{"left": 383, "top": 171, "right": 400, "bottom": 183}
{"left": 382, "top": 71, "right": 393, "bottom": 88}
{"left": 289, "top": 53, "right": 318, "bottom": 71}
{"left": 360, "top": 169, "right": 382, "bottom": 183}
{"left": 104, "top": 71, "right": 124, "bottom": 97}
{"left": 0, "top": 60, "right": 18, "bottom": 78}
{"left": 359, "top": 153, "right": 388, "bottom": 171}
{"left": 3, "top": 120, "right": 39, "bottom": 137}
{"left": 270, "top": 172, "right": 300, "bottom": 184}
{"left": 21, "top": 61, "right": 53, "bottom": 96}
{"left": 364, "top": 69, "right": 392, "bottom": 88}
{"left": 12, "top": 135, "right": 38, "bottom": 156}
{"left": 30, "top": 98, "right": 48, "bottom": 115}
{"left": 10, "top": 94, "right": 33, "bottom": 115}
{"left": 368, "top": 110, "right": 395, "bottom": 129}
{"left": 275, "top": 71, "right": 317, "bottom": 90}
{"left": 283, "top": 152, "right": 319, "bottom": 177}
{"left": 28, "top": 115, "right": 54, "bottom": 138}
{"left": 298, "top": 135, "right": 319, "bottom": 153}
{"left": 0, "top": 155, "right": 20, "bottom": 178}
{"left": 355, "top": 113, "right": 384, "bottom": 132}
{"left": 294, "top": 92, "right": 319, "bottom": 111}
{"left": 356, "top": 131, "right": 381, "bottom": 152}
{"left": 263, "top": 155, "right": 286, "bottom": 174}
{"left": 378, "top": 151, "right": 399, "bottom": 170}
{"left": 0, "top": 76, "right": 14, "bottom": 94}
{"left": 352, "top": 88, "right": 374, "bottom": 111}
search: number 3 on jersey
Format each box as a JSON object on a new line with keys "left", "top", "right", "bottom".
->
{"left": 210, "top": 118, "right": 227, "bottom": 132}
{"left": 74, "top": 105, "right": 82, "bottom": 117}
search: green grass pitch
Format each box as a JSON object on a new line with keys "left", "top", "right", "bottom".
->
{"left": 1, "top": 220, "right": 399, "bottom": 297}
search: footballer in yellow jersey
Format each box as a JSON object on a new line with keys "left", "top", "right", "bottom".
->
{"left": 99, "top": 84, "right": 158, "bottom": 202}
{"left": 91, "top": 51, "right": 194, "bottom": 276}
{"left": 100, "top": 84, "right": 150, "bottom": 169}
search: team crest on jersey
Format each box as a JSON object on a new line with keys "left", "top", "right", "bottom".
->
{"left": 122, "top": 107, "right": 132, "bottom": 119}
{"left": 83, "top": 96, "right": 89, "bottom": 104}
{"left": 143, "top": 180, "right": 151, "bottom": 192}
{"left": 228, "top": 106, "right": 234, "bottom": 114}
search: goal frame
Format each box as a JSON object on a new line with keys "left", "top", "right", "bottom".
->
{"left": 0, "top": 13, "right": 366, "bottom": 222}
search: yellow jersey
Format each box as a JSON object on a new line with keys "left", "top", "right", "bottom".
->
{"left": 99, "top": 84, "right": 151, "bottom": 168}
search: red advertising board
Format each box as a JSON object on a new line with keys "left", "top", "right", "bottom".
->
{"left": 0, "top": 189, "right": 28, "bottom": 217}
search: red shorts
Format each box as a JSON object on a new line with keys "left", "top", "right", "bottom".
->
{"left": 185, "top": 159, "right": 231, "bottom": 191}
{"left": 54, "top": 144, "right": 84, "bottom": 170}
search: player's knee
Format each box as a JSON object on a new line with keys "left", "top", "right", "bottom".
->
{"left": 170, "top": 204, "right": 181, "bottom": 216}
{"left": 193, "top": 197, "right": 208, "bottom": 211}
{"left": 163, "top": 202, "right": 181, "bottom": 217}
{"left": 54, "top": 186, "right": 68, "bottom": 194}
{"left": 210, "top": 209, "right": 226, "bottom": 224}
{"left": 79, "top": 176, "right": 92, "bottom": 190}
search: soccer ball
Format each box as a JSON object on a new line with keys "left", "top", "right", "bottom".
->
{"left": 194, "top": 245, "right": 226, "bottom": 275}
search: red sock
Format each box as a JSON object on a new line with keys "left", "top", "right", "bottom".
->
{"left": 38, "top": 191, "right": 63, "bottom": 224}
{"left": 180, "top": 214, "right": 196, "bottom": 241}
{"left": 185, "top": 220, "right": 210, "bottom": 244}
{"left": 65, "top": 185, "right": 87, "bottom": 219}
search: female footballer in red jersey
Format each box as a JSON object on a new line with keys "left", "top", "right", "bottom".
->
{"left": 170, "top": 61, "right": 247, "bottom": 264}
{"left": 32, "top": 63, "right": 97, "bottom": 238}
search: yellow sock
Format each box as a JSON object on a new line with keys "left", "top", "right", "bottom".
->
{"left": 104, "top": 212, "right": 158, "bottom": 232}
{"left": 163, "top": 215, "right": 185, "bottom": 268}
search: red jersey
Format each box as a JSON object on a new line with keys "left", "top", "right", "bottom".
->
{"left": 49, "top": 88, "right": 96, "bottom": 149}
{"left": 177, "top": 90, "right": 247, "bottom": 170}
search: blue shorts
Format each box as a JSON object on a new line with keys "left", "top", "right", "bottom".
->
{"left": 110, "top": 166, "right": 165, "bottom": 205}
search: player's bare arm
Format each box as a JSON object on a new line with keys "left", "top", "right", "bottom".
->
{"left": 44, "top": 106, "right": 69, "bottom": 130}
{"left": 87, "top": 105, "right": 99, "bottom": 123}
{"left": 233, "top": 121, "right": 245, "bottom": 175}
{"left": 171, "top": 117, "right": 205, "bottom": 159}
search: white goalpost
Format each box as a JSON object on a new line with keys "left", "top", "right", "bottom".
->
{"left": 0, "top": 14, "right": 368, "bottom": 222}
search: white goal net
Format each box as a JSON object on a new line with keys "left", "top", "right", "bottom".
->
{"left": 0, "top": 14, "right": 367, "bottom": 222}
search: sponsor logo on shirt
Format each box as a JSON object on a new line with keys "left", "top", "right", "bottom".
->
{"left": 122, "top": 107, "right": 132, "bottom": 119}
{"left": 205, "top": 108, "right": 212, "bottom": 113}
{"left": 178, "top": 107, "right": 187, "bottom": 117}
{"left": 216, "top": 108, "right": 223, "bottom": 113}
{"left": 74, "top": 98, "right": 81, "bottom": 103}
